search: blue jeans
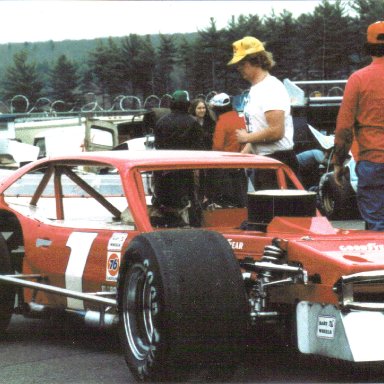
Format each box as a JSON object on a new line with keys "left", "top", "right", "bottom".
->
{"left": 356, "top": 160, "right": 384, "bottom": 231}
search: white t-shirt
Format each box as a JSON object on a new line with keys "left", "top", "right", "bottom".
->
{"left": 243, "top": 75, "right": 294, "bottom": 155}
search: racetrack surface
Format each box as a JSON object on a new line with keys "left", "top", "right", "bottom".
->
{"left": 1, "top": 220, "right": 380, "bottom": 384}
{"left": 2, "top": 301, "right": 383, "bottom": 382}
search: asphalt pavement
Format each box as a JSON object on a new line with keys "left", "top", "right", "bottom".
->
{"left": 1, "top": 315, "right": 130, "bottom": 384}
{"left": 1, "top": 219, "right": 381, "bottom": 384}
{"left": 2, "top": 312, "right": 383, "bottom": 383}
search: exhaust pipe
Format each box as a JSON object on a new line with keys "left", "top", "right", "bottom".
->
{"left": 27, "top": 302, "right": 118, "bottom": 329}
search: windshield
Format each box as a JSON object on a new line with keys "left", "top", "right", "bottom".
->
{"left": 139, "top": 165, "right": 302, "bottom": 229}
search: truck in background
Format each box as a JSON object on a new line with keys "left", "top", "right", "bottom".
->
{"left": 0, "top": 105, "right": 162, "bottom": 165}
{"left": 13, "top": 115, "right": 119, "bottom": 158}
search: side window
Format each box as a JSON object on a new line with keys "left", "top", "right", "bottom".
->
{"left": 145, "top": 165, "right": 297, "bottom": 229}
{"left": 60, "top": 167, "right": 126, "bottom": 221}
{"left": 90, "top": 127, "right": 113, "bottom": 146}
{"left": 147, "top": 167, "right": 249, "bottom": 228}
{"left": 4, "top": 168, "right": 57, "bottom": 219}
{"left": 4, "top": 171, "right": 47, "bottom": 197}
{"left": 33, "top": 137, "right": 46, "bottom": 157}
{"left": 3, "top": 164, "right": 127, "bottom": 223}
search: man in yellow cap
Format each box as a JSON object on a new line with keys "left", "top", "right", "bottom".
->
{"left": 227, "top": 36, "right": 298, "bottom": 188}
{"left": 333, "top": 21, "right": 384, "bottom": 230}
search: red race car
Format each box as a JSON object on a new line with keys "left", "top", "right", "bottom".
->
{"left": 0, "top": 150, "right": 383, "bottom": 381}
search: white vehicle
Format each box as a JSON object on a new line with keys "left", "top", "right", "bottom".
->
{"left": 13, "top": 116, "right": 118, "bottom": 158}
{"left": 0, "top": 139, "right": 39, "bottom": 167}
{"left": 0, "top": 114, "right": 39, "bottom": 167}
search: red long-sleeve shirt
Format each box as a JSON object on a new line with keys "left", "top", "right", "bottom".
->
{"left": 212, "top": 111, "right": 245, "bottom": 152}
{"left": 334, "top": 57, "right": 384, "bottom": 165}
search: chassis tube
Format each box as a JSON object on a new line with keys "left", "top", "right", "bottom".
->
{"left": 0, "top": 274, "right": 116, "bottom": 306}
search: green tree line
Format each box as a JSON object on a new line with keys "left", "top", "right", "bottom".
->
{"left": 0, "top": 0, "right": 382, "bottom": 111}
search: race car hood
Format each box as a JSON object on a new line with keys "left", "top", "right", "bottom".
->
{"left": 269, "top": 217, "right": 384, "bottom": 285}
{"left": 223, "top": 216, "right": 384, "bottom": 286}
{"left": 266, "top": 217, "right": 384, "bottom": 266}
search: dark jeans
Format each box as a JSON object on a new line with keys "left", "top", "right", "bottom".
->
{"left": 356, "top": 160, "right": 384, "bottom": 231}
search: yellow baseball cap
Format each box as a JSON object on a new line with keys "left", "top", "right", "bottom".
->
{"left": 367, "top": 21, "right": 384, "bottom": 44}
{"left": 227, "top": 36, "right": 265, "bottom": 66}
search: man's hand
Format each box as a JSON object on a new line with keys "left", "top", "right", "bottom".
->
{"left": 334, "top": 164, "right": 346, "bottom": 187}
{"left": 236, "top": 129, "right": 249, "bottom": 144}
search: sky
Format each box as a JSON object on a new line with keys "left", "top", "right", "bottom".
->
{"left": 0, "top": 0, "right": 326, "bottom": 44}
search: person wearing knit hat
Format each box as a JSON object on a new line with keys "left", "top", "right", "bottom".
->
{"left": 152, "top": 90, "right": 204, "bottom": 227}
{"left": 333, "top": 21, "right": 384, "bottom": 230}
{"left": 227, "top": 36, "right": 298, "bottom": 188}
{"left": 154, "top": 89, "right": 203, "bottom": 150}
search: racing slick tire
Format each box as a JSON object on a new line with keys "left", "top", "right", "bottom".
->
{"left": 318, "top": 172, "right": 359, "bottom": 220}
{"left": 0, "top": 233, "right": 15, "bottom": 334}
{"left": 117, "top": 229, "right": 248, "bottom": 382}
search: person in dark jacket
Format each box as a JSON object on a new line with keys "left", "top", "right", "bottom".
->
{"left": 154, "top": 90, "right": 204, "bottom": 150}
{"left": 152, "top": 90, "right": 204, "bottom": 227}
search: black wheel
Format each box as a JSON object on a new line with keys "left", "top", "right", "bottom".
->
{"left": 0, "top": 233, "right": 15, "bottom": 334}
{"left": 318, "top": 172, "right": 359, "bottom": 220}
{"left": 117, "top": 229, "right": 248, "bottom": 382}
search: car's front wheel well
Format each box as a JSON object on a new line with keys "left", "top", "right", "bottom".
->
{"left": 0, "top": 210, "right": 24, "bottom": 272}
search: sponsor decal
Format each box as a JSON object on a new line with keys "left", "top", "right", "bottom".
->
{"left": 227, "top": 238, "right": 244, "bottom": 250}
{"left": 339, "top": 243, "right": 384, "bottom": 252}
{"left": 317, "top": 315, "right": 336, "bottom": 339}
{"left": 106, "top": 252, "right": 121, "bottom": 281}
{"left": 108, "top": 233, "right": 128, "bottom": 251}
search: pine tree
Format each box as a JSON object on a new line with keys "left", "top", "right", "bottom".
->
{"left": 195, "top": 18, "right": 221, "bottom": 92}
{"left": 120, "top": 34, "right": 157, "bottom": 97}
{"left": 263, "top": 10, "right": 300, "bottom": 80}
{"left": 88, "top": 38, "right": 126, "bottom": 100}
{"left": 314, "top": 1, "right": 354, "bottom": 79}
{"left": 175, "top": 36, "right": 194, "bottom": 91}
{"left": 2, "top": 50, "right": 43, "bottom": 106}
{"left": 50, "top": 54, "right": 79, "bottom": 103}
{"left": 156, "top": 34, "right": 177, "bottom": 95}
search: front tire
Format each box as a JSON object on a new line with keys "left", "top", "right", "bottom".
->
{"left": 117, "top": 229, "right": 248, "bottom": 381}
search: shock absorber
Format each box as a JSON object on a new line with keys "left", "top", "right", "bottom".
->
{"left": 242, "top": 238, "right": 301, "bottom": 323}
{"left": 261, "top": 239, "right": 286, "bottom": 263}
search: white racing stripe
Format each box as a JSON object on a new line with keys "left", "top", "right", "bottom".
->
{"left": 65, "top": 232, "right": 98, "bottom": 310}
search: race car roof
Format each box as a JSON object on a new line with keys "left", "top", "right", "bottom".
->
{"left": 39, "top": 150, "right": 284, "bottom": 168}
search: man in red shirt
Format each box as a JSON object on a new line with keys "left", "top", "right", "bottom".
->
{"left": 334, "top": 21, "right": 384, "bottom": 230}
{"left": 208, "top": 93, "right": 247, "bottom": 207}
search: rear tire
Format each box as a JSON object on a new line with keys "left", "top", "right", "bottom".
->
{"left": 318, "top": 172, "right": 359, "bottom": 220}
{"left": 0, "top": 233, "right": 15, "bottom": 334}
{"left": 117, "top": 229, "right": 248, "bottom": 381}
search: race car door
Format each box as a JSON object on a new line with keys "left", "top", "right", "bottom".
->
{"left": 3, "top": 161, "right": 131, "bottom": 310}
